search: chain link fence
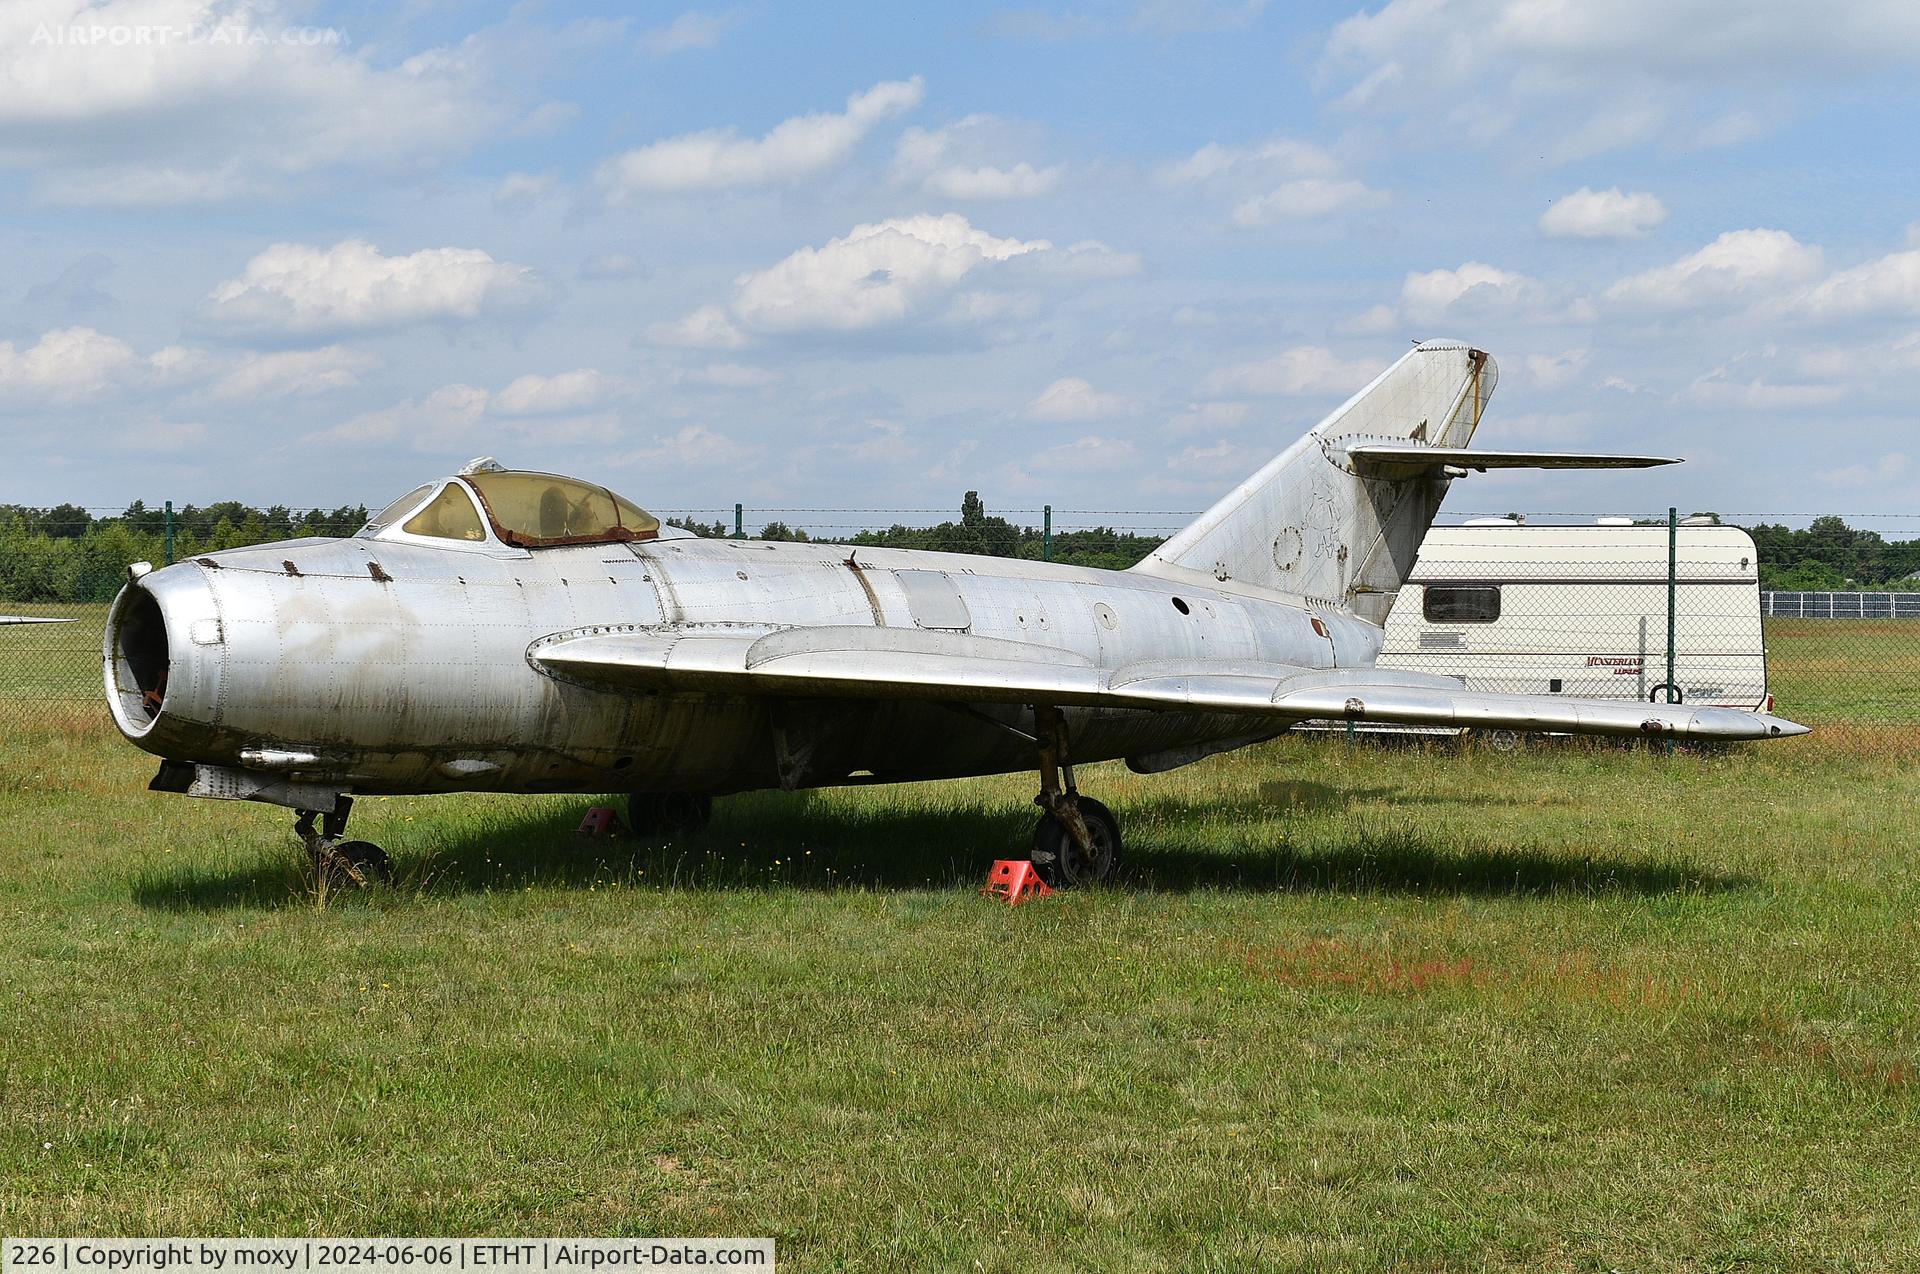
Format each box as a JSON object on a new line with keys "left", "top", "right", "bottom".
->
{"left": 3, "top": 503, "right": 1915, "bottom": 732}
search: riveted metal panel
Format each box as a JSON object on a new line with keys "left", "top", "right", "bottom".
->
{"left": 895, "top": 570, "right": 972, "bottom": 631}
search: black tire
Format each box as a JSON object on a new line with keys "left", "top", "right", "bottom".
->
{"left": 1479, "top": 728, "right": 1525, "bottom": 753}
{"left": 1030, "top": 796, "right": 1122, "bottom": 887}
{"left": 313, "top": 839, "right": 392, "bottom": 887}
{"left": 628, "top": 791, "right": 713, "bottom": 838}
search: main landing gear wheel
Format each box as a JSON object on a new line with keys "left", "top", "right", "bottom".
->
{"left": 1024, "top": 704, "right": 1124, "bottom": 888}
{"left": 312, "top": 839, "right": 393, "bottom": 887}
{"left": 628, "top": 791, "right": 713, "bottom": 838}
{"left": 1032, "top": 796, "right": 1122, "bottom": 888}
{"left": 294, "top": 798, "right": 391, "bottom": 887}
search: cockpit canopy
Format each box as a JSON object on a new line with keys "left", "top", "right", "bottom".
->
{"left": 361, "top": 470, "right": 660, "bottom": 548}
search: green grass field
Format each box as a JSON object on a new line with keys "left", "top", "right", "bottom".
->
{"left": 1763, "top": 618, "right": 1920, "bottom": 722}
{"left": 3, "top": 702, "right": 1918, "bottom": 1269}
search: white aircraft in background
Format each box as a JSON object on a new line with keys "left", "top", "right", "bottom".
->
{"left": 102, "top": 341, "right": 1807, "bottom": 885}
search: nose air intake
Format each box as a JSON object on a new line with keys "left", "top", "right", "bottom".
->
{"left": 106, "top": 583, "right": 170, "bottom": 736}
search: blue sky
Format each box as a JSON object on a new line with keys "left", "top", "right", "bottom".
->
{"left": 4, "top": 0, "right": 1918, "bottom": 531}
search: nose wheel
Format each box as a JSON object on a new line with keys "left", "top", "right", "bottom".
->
{"left": 1027, "top": 704, "right": 1123, "bottom": 887}
{"left": 295, "top": 798, "right": 392, "bottom": 887}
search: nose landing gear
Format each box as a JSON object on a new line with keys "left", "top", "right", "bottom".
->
{"left": 294, "top": 797, "right": 393, "bottom": 887}
{"left": 1028, "top": 704, "right": 1123, "bottom": 887}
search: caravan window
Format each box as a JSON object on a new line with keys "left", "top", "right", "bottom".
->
{"left": 1423, "top": 585, "right": 1501, "bottom": 623}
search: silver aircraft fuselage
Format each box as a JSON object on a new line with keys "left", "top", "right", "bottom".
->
{"left": 107, "top": 532, "right": 1379, "bottom": 797}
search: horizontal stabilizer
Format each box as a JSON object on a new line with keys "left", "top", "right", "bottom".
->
{"left": 1342, "top": 443, "right": 1678, "bottom": 478}
{"left": 532, "top": 624, "right": 1807, "bottom": 742}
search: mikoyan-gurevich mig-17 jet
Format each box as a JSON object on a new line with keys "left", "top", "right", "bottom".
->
{"left": 103, "top": 341, "right": 1807, "bottom": 885}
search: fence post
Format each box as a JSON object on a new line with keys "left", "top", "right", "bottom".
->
{"left": 734, "top": 502, "right": 743, "bottom": 538}
{"left": 1666, "top": 506, "right": 1677, "bottom": 755}
{"left": 1043, "top": 505, "right": 1052, "bottom": 562}
{"left": 164, "top": 500, "right": 175, "bottom": 565}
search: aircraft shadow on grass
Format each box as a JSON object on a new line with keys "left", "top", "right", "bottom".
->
{"left": 131, "top": 785, "right": 1748, "bottom": 912}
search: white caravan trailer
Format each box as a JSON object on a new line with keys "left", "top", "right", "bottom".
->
{"left": 1315, "top": 521, "right": 1769, "bottom": 741}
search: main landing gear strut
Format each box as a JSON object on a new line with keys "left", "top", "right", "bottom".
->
{"left": 294, "top": 797, "right": 393, "bottom": 887}
{"left": 1028, "top": 704, "right": 1122, "bottom": 887}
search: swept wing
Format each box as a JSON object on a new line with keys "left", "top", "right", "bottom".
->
{"left": 532, "top": 625, "right": 1807, "bottom": 742}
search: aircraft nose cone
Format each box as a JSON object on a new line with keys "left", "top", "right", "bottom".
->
{"left": 1758, "top": 714, "right": 1812, "bottom": 738}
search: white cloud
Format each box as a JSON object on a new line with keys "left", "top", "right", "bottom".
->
{"left": 201, "top": 240, "right": 549, "bottom": 338}
{"left": 640, "top": 10, "right": 739, "bottom": 56}
{"left": 1401, "top": 262, "right": 1560, "bottom": 323}
{"left": 1203, "top": 346, "right": 1379, "bottom": 397}
{"left": 893, "top": 117, "right": 1063, "bottom": 200}
{"left": 1161, "top": 133, "right": 1383, "bottom": 226}
{"left": 595, "top": 77, "right": 923, "bottom": 199}
{"left": 1323, "top": 0, "right": 1920, "bottom": 159}
{"left": 1027, "top": 377, "right": 1130, "bottom": 421}
{"left": 618, "top": 424, "right": 753, "bottom": 469}
{"left": 0, "top": 326, "right": 143, "bottom": 398}
{"left": 655, "top": 213, "right": 1060, "bottom": 343}
{"left": 1794, "top": 332, "right": 1920, "bottom": 380}
{"left": 494, "top": 171, "right": 559, "bottom": 214}
{"left": 1605, "top": 229, "right": 1824, "bottom": 310}
{"left": 645, "top": 304, "right": 748, "bottom": 350}
{"left": 1157, "top": 136, "right": 1339, "bottom": 185}
{"left": 923, "top": 161, "right": 1062, "bottom": 200}
{"left": 208, "top": 346, "right": 376, "bottom": 402}
{"left": 1336, "top": 303, "right": 1400, "bottom": 336}
{"left": 1539, "top": 187, "right": 1668, "bottom": 239}
{"left": 734, "top": 214, "right": 1044, "bottom": 332}
{"left": 322, "top": 372, "right": 632, "bottom": 450}
{"left": 0, "top": 0, "right": 510, "bottom": 204}
{"left": 1797, "top": 249, "right": 1920, "bottom": 318}
{"left": 1524, "top": 349, "right": 1588, "bottom": 389}
{"left": 323, "top": 383, "right": 491, "bottom": 449}
{"left": 1007, "top": 239, "right": 1144, "bottom": 280}
{"left": 492, "top": 369, "right": 624, "bottom": 416}
{"left": 1231, "top": 178, "right": 1387, "bottom": 227}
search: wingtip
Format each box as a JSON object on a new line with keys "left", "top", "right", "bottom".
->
{"left": 1760, "top": 715, "right": 1812, "bottom": 738}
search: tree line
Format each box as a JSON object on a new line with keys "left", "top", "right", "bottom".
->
{"left": 0, "top": 501, "right": 368, "bottom": 603}
{"left": 1745, "top": 516, "right": 1920, "bottom": 591}
{"left": 667, "top": 492, "right": 1163, "bottom": 571}
{"left": 3, "top": 495, "right": 1913, "bottom": 603}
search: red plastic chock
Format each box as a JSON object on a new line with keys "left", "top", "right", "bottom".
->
{"left": 980, "top": 858, "right": 1054, "bottom": 905}
{"left": 576, "top": 806, "right": 626, "bottom": 838}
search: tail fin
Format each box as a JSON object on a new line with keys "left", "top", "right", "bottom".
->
{"left": 1134, "top": 341, "right": 1497, "bottom": 623}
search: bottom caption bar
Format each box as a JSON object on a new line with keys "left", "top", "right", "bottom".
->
{"left": 4, "top": 1241, "right": 773, "bottom": 1273}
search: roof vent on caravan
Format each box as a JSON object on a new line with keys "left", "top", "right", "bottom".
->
{"left": 1464, "top": 516, "right": 1524, "bottom": 526}
{"left": 1596, "top": 516, "right": 1634, "bottom": 526}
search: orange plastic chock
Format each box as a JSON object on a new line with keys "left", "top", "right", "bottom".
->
{"left": 576, "top": 806, "right": 626, "bottom": 838}
{"left": 980, "top": 859, "right": 1054, "bottom": 905}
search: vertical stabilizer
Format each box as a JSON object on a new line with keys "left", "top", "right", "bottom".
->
{"left": 1133, "top": 341, "right": 1497, "bottom": 623}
